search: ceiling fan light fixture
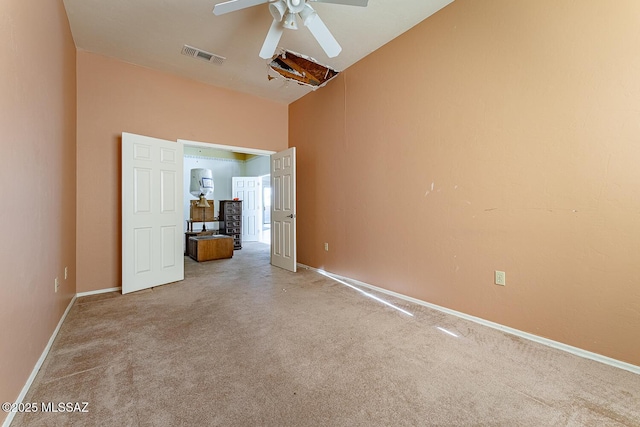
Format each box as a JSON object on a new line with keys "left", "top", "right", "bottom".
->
{"left": 299, "top": 3, "right": 317, "bottom": 26}
{"left": 283, "top": 11, "right": 299, "bottom": 30}
{"left": 269, "top": 0, "right": 287, "bottom": 21}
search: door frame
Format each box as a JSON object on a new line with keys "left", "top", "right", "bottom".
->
{"left": 178, "top": 138, "right": 279, "bottom": 253}
{"left": 179, "top": 140, "right": 276, "bottom": 157}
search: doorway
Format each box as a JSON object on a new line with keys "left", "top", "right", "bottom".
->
{"left": 179, "top": 139, "right": 297, "bottom": 273}
{"left": 179, "top": 139, "right": 275, "bottom": 252}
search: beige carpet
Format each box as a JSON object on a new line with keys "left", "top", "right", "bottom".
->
{"left": 11, "top": 242, "right": 640, "bottom": 426}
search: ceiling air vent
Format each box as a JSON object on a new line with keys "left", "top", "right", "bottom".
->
{"left": 181, "top": 45, "right": 225, "bottom": 65}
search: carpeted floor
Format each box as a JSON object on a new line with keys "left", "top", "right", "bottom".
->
{"left": 11, "top": 242, "right": 640, "bottom": 426}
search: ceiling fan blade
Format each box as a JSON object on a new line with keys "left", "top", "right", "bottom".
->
{"left": 260, "top": 20, "right": 285, "bottom": 59}
{"left": 309, "top": 0, "right": 368, "bottom": 6}
{"left": 213, "top": 0, "right": 269, "bottom": 16}
{"left": 300, "top": 6, "right": 342, "bottom": 58}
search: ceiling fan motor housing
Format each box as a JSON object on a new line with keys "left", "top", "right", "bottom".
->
{"left": 288, "top": 0, "right": 305, "bottom": 11}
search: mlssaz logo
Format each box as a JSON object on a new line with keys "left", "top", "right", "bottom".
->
{"left": 41, "top": 402, "right": 89, "bottom": 413}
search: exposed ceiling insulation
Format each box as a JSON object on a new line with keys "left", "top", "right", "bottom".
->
{"left": 268, "top": 50, "right": 338, "bottom": 88}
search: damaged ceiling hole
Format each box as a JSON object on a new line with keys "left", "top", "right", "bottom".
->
{"left": 268, "top": 50, "right": 339, "bottom": 88}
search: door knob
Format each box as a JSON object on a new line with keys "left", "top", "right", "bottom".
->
{"left": 286, "top": 214, "right": 296, "bottom": 218}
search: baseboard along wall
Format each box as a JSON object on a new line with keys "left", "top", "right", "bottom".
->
{"left": 3, "top": 295, "right": 77, "bottom": 427}
{"left": 298, "top": 263, "right": 640, "bottom": 376}
{"left": 3, "top": 287, "right": 121, "bottom": 427}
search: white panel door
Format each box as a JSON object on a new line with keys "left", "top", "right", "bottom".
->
{"left": 271, "top": 147, "right": 296, "bottom": 272}
{"left": 232, "top": 176, "right": 262, "bottom": 242}
{"left": 122, "top": 132, "right": 184, "bottom": 294}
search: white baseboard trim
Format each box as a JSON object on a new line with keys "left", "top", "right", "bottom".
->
{"left": 76, "top": 287, "right": 121, "bottom": 298}
{"left": 2, "top": 295, "right": 77, "bottom": 427}
{"left": 3, "top": 286, "right": 121, "bottom": 426}
{"left": 298, "top": 263, "right": 640, "bottom": 376}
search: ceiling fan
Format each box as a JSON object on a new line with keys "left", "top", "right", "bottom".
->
{"left": 213, "top": 0, "right": 369, "bottom": 59}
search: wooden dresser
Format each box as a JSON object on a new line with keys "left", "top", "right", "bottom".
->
{"left": 219, "top": 200, "right": 242, "bottom": 250}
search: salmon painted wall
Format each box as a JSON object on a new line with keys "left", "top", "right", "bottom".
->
{"left": 0, "top": 0, "right": 77, "bottom": 413}
{"left": 291, "top": 0, "right": 640, "bottom": 366}
{"left": 76, "top": 52, "right": 288, "bottom": 293}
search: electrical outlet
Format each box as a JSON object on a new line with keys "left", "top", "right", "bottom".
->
{"left": 495, "top": 271, "right": 506, "bottom": 286}
{"left": 324, "top": 242, "right": 329, "bottom": 251}
{"left": 55, "top": 277, "right": 59, "bottom": 293}
{"left": 64, "top": 267, "right": 68, "bottom": 280}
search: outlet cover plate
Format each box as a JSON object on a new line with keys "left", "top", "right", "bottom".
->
{"left": 495, "top": 271, "right": 506, "bottom": 286}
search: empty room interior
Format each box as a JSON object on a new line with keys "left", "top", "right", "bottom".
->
{"left": 2, "top": 0, "right": 640, "bottom": 425}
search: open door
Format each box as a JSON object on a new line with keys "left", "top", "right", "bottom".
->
{"left": 271, "top": 147, "right": 296, "bottom": 272}
{"left": 122, "top": 132, "right": 184, "bottom": 294}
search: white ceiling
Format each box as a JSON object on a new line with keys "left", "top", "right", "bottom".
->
{"left": 62, "top": 0, "right": 453, "bottom": 104}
